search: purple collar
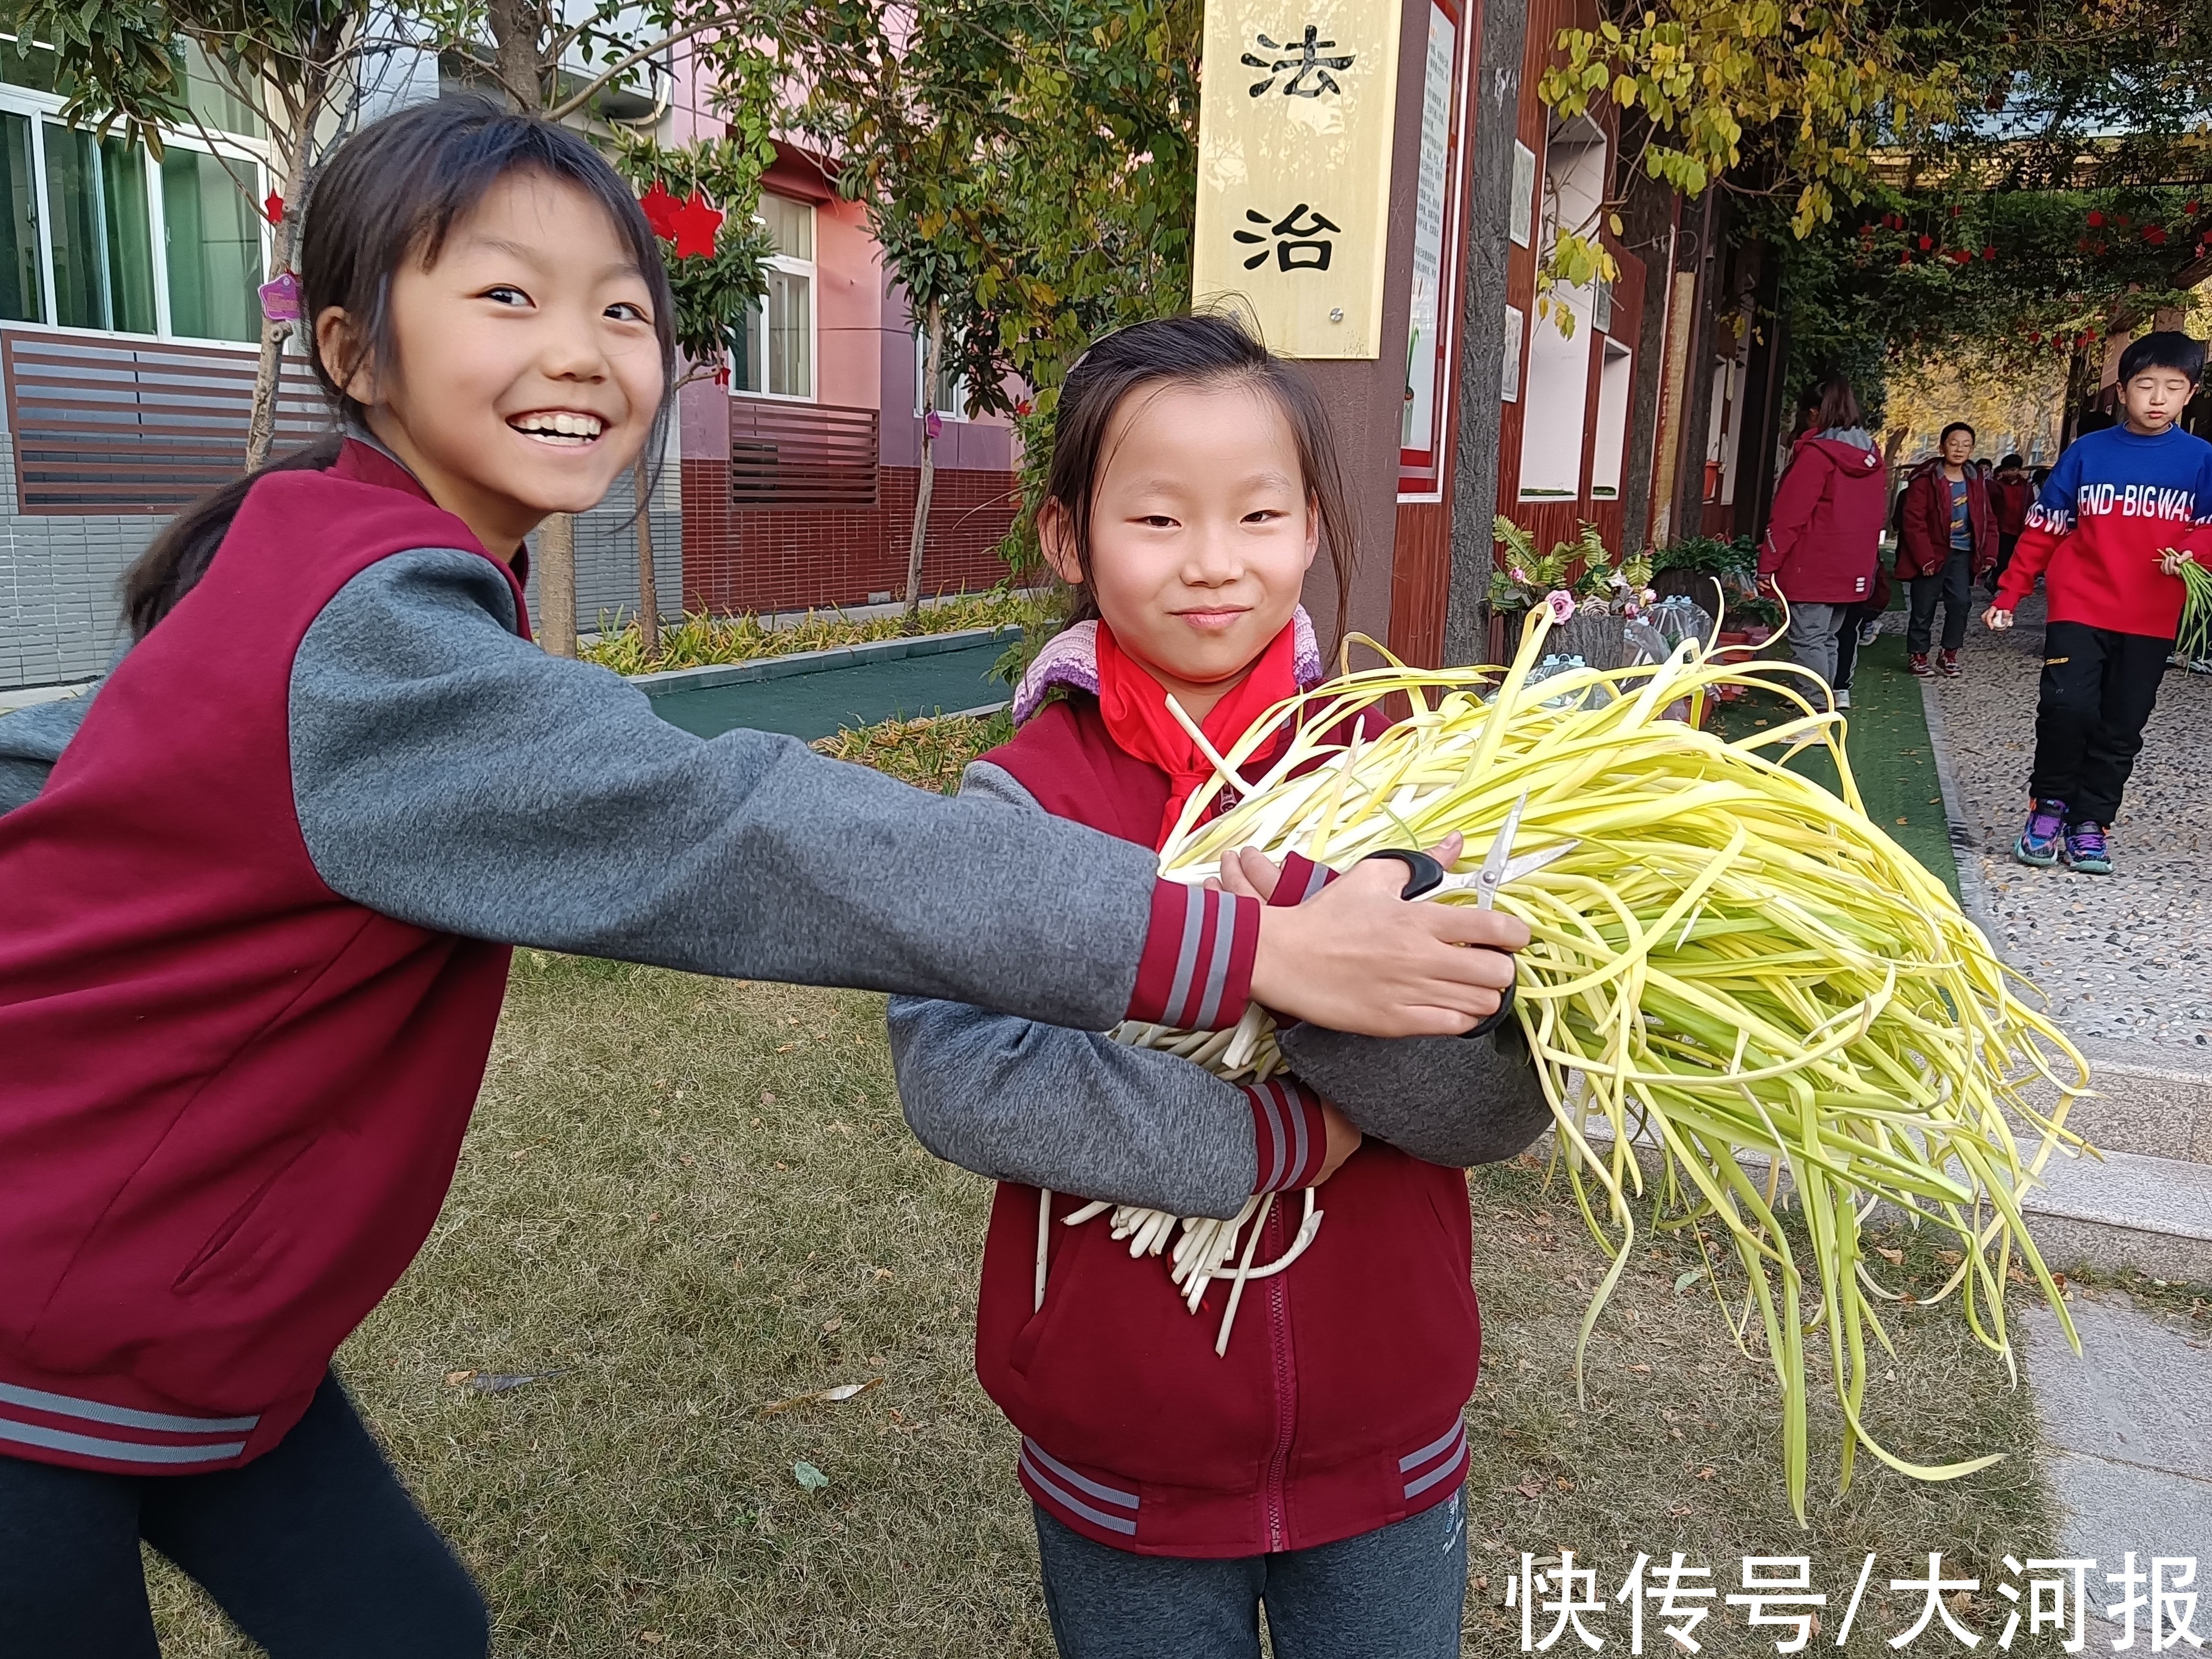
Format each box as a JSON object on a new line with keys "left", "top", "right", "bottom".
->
{"left": 1012, "top": 608, "right": 1324, "bottom": 725}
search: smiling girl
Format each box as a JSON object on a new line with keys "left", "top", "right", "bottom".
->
{"left": 0, "top": 111, "right": 1523, "bottom": 1654}
{"left": 889, "top": 316, "right": 1550, "bottom": 1659}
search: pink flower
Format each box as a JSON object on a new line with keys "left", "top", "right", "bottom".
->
{"left": 1511, "top": 566, "right": 1530, "bottom": 585}
{"left": 1544, "top": 589, "right": 1576, "bottom": 625}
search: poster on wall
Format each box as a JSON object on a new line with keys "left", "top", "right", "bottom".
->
{"left": 1509, "top": 142, "right": 1537, "bottom": 248}
{"left": 1192, "top": 0, "right": 1404, "bottom": 358}
{"left": 1397, "top": 0, "right": 1469, "bottom": 499}
{"left": 1503, "top": 304, "right": 1524, "bottom": 402}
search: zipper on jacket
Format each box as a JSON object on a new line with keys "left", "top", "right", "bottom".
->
{"left": 1261, "top": 1198, "right": 1297, "bottom": 1551}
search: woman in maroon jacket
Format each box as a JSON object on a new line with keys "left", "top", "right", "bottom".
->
{"left": 1897, "top": 422, "right": 1999, "bottom": 676}
{"left": 1757, "top": 378, "right": 1887, "bottom": 703}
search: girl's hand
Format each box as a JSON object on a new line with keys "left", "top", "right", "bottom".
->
{"left": 2160, "top": 548, "right": 2196, "bottom": 578}
{"left": 1315, "top": 1098, "right": 1362, "bottom": 1183}
{"left": 1250, "top": 853, "right": 1527, "bottom": 1037}
{"left": 1983, "top": 606, "right": 2013, "bottom": 632}
{"left": 1210, "top": 846, "right": 1284, "bottom": 902}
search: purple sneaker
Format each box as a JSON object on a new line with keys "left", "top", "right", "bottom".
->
{"left": 2015, "top": 799, "right": 2066, "bottom": 867}
{"left": 2063, "top": 820, "right": 2113, "bottom": 875}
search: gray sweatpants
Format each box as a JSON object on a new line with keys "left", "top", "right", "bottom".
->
{"left": 1784, "top": 601, "right": 1844, "bottom": 687}
{"left": 1032, "top": 1491, "right": 1468, "bottom": 1659}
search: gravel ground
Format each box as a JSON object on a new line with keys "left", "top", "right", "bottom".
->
{"left": 1916, "top": 591, "right": 2212, "bottom": 1055}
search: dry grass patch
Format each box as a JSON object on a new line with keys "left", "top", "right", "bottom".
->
{"left": 151, "top": 955, "right": 2055, "bottom": 1656}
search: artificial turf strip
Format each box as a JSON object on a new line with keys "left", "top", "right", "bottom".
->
{"left": 1709, "top": 630, "right": 1960, "bottom": 902}
{"left": 148, "top": 956, "right": 2055, "bottom": 1656}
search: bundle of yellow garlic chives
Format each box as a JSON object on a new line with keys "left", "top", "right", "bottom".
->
{"left": 1104, "top": 605, "right": 2091, "bottom": 1519}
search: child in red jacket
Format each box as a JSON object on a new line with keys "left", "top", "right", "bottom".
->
{"left": 1897, "top": 421, "right": 1999, "bottom": 677}
{"left": 1986, "top": 331, "right": 2212, "bottom": 874}
{"left": 888, "top": 316, "right": 1550, "bottom": 1659}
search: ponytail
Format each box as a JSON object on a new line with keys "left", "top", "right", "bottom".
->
{"left": 120, "top": 438, "right": 344, "bottom": 640}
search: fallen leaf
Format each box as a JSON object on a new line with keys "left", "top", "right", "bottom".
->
{"left": 647, "top": 1212, "right": 661, "bottom": 1225}
{"left": 1696, "top": 1467, "right": 1716, "bottom": 1480}
{"left": 1895, "top": 816, "right": 1909, "bottom": 825}
{"left": 821, "top": 1318, "right": 844, "bottom": 1334}
{"left": 761, "top": 1093, "right": 778, "bottom": 1106}
{"left": 445, "top": 1370, "right": 476, "bottom": 1387}
{"left": 776, "top": 1043, "right": 796, "bottom": 1053}
{"left": 1876, "top": 1246, "right": 1904, "bottom": 1265}
{"left": 1673, "top": 1267, "right": 1701, "bottom": 1292}
{"left": 871, "top": 1268, "right": 894, "bottom": 1282}
{"left": 638, "top": 1633, "right": 662, "bottom": 1646}
{"left": 1515, "top": 1482, "right": 1541, "bottom": 1500}
{"left": 1667, "top": 1503, "right": 1693, "bottom": 1517}
{"left": 758, "top": 1377, "right": 883, "bottom": 1417}
{"left": 1628, "top": 1363, "right": 1651, "bottom": 1375}
{"left": 793, "top": 1460, "right": 830, "bottom": 1491}
{"left": 1554, "top": 1477, "right": 1575, "bottom": 1491}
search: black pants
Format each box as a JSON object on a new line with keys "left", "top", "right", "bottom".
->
{"left": 0, "top": 1373, "right": 486, "bottom": 1659}
{"left": 1830, "top": 599, "right": 1885, "bottom": 691}
{"left": 2028, "top": 621, "right": 2172, "bottom": 826}
{"left": 1907, "top": 551, "right": 1974, "bottom": 654}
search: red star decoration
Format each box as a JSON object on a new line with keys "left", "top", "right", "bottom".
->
{"left": 263, "top": 191, "right": 284, "bottom": 226}
{"left": 2144, "top": 225, "right": 2168, "bottom": 245}
{"left": 1983, "top": 246, "right": 1997, "bottom": 261}
{"left": 2087, "top": 209, "right": 2104, "bottom": 228}
{"left": 1917, "top": 234, "right": 1933, "bottom": 250}
{"left": 668, "top": 190, "right": 723, "bottom": 260}
{"left": 638, "top": 180, "right": 682, "bottom": 241}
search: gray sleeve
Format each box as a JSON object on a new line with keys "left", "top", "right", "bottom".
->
{"left": 287, "top": 550, "right": 1162, "bottom": 1029}
{"left": 1275, "top": 1019, "right": 1551, "bottom": 1168}
{"left": 0, "top": 689, "right": 96, "bottom": 815}
{"left": 885, "top": 760, "right": 1258, "bottom": 1219}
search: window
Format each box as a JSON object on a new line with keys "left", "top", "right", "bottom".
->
{"left": 0, "top": 41, "right": 267, "bottom": 342}
{"left": 731, "top": 192, "right": 814, "bottom": 398}
{"left": 914, "top": 324, "right": 967, "bottom": 419}
{"left": 1590, "top": 341, "right": 1632, "bottom": 499}
{"left": 46, "top": 124, "right": 156, "bottom": 335}
{"left": 163, "top": 149, "right": 264, "bottom": 341}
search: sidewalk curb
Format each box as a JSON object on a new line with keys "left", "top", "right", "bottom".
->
{"left": 1915, "top": 673, "right": 1998, "bottom": 938}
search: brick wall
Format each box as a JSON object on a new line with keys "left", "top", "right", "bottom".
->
{"left": 681, "top": 460, "right": 1020, "bottom": 615}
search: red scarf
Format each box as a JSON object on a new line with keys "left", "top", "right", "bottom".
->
{"left": 1095, "top": 620, "right": 1301, "bottom": 851}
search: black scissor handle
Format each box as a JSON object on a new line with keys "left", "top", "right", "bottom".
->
{"left": 1357, "top": 848, "right": 1516, "bottom": 1039}
{"left": 1358, "top": 847, "right": 1446, "bottom": 899}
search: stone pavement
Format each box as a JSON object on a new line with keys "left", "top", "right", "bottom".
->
{"left": 2021, "top": 1295, "right": 2212, "bottom": 1634}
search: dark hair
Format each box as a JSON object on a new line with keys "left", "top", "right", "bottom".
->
{"left": 1800, "top": 376, "right": 1863, "bottom": 434}
{"left": 122, "top": 99, "right": 676, "bottom": 640}
{"left": 1042, "top": 313, "right": 1356, "bottom": 636}
{"left": 1998, "top": 452, "right": 2024, "bottom": 470}
{"left": 1939, "top": 421, "right": 1976, "bottom": 446}
{"left": 2118, "top": 330, "right": 2206, "bottom": 388}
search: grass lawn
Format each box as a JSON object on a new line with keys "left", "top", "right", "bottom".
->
{"left": 150, "top": 952, "right": 2056, "bottom": 1656}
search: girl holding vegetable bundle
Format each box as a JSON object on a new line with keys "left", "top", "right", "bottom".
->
{"left": 0, "top": 112, "right": 1515, "bottom": 1654}
{"left": 889, "top": 315, "right": 1551, "bottom": 1659}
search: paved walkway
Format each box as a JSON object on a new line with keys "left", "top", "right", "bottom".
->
{"left": 1911, "top": 592, "right": 2212, "bottom": 1056}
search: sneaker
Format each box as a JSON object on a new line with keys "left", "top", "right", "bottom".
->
{"left": 1857, "top": 618, "right": 1882, "bottom": 647}
{"left": 1937, "top": 649, "right": 1962, "bottom": 677}
{"left": 1909, "top": 653, "right": 1935, "bottom": 678}
{"left": 2063, "top": 820, "right": 2113, "bottom": 875}
{"left": 1833, "top": 688, "right": 1852, "bottom": 709}
{"left": 2015, "top": 799, "right": 2067, "bottom": 866}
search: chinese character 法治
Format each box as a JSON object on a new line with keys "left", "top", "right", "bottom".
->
{"left": 1235, "top": 204, "right": 1341, "bottom": 272}
{"left": 1241, "top": 24, "right": 1355, "bottom": 97}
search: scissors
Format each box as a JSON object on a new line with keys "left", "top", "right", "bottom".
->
{"left": 1358, "top": 792, "right": 1578, "bottom": 1034}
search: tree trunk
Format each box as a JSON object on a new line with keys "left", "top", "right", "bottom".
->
{"left": 485, "top": 0, "right": 546, "bottom": 111}
{"left": 634, "top": 451, "right": 659, "bottom": 662}
{"left": 537, "top": 513, "right": 578, "bottom": 656}
{"left": 1440, "top": 0, "right": 1529, "bottom": 666}
{"left": 902, "top": 302, "right": 941, "bottom": 629}
{"left": 244, "top": 72, "right": 325, "bottom": 470}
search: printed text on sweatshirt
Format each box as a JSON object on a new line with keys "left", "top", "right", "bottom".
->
{"left": 1994, "top": 425, "right": 2212, "bottom": 637}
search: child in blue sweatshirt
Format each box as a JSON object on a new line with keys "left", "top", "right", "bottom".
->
{"left": 1987, "top": 331, "right": 2212, "bottom": 874}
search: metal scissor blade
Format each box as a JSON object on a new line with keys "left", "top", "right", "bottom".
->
{"left": 1493, "top": 838, "right": 1580, "bottom": 887}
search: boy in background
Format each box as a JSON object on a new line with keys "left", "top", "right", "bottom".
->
{"left": 1898, "top": 422, "right": 1997, "bottom": 677}
{"left": 1987, "top": 331, "right": 2212, "bottom": 874}
{"left": 1987, "top": 452, "right": 2033, "bottom": 593}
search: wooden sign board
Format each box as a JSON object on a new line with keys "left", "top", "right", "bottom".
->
{"left": 1193, "top": 0, "right": 1404, "bottom": 359}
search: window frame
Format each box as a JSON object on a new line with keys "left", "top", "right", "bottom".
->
{"left": 0, "top": 44, "right": 272, "bottom": 346}
{"left": 730, "top": 191, "right": 817, "bottom": 402}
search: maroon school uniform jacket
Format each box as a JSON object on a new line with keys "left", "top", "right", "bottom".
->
{"left": 969, "top": 697, "right": 1487, "bottom": 1558}
{"left": 1756, "top": 433, "right": 1886, "bottom": 604}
